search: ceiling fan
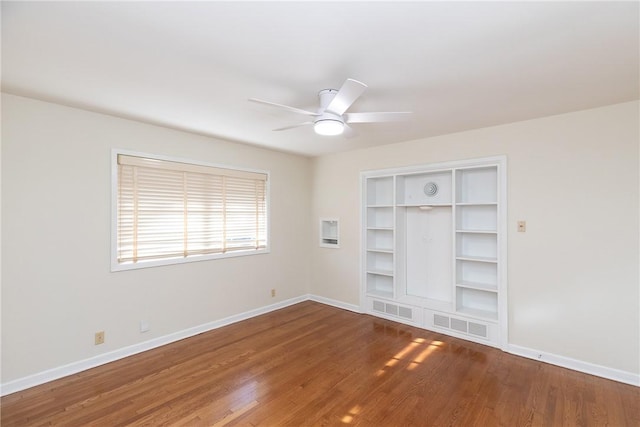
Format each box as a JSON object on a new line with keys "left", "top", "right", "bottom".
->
{"left": 249, "top": 78, "right": 412, "bottom": 137}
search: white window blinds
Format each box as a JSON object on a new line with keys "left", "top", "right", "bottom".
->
{"left": 117, "top": 154, "right": 268, "bottom": 265}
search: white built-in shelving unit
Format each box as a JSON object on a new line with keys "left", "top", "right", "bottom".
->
{"left": 364, "top": 176, "right": 395, "bottom": 298}
{"left": 361, "top": 156, "right": 507, "bottom": 348}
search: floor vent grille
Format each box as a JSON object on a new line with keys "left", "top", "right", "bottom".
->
{"left": 433, "top": 314, "right": 449, "bottom": 328}
{"left": 431, "top": 313, "right": 488, "bottom": 339}
{"left": 468, "top": 322, "right": 488, "bottom": 337}
{"left": 372, "top": 300, "right": 414, "bottom": 322}
{"left": 398, "top": 306, "right": 412, "bottom": 319}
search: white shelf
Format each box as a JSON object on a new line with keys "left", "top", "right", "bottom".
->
{"left": 397, "top": 203, "right": 452, "bottom": 207}
{"left": 456, "top": 229, "right": 497, "bottom": 234}
{"left": 366, "top": 204, "right": 394, "bottom": 208}
{"left": 366, "top": 229, "right": 393, "bottom": 252}
{"left": 367, "top": 268, "right": 393, "bottom": 277}
{"left": 367, "top": 248, "right": 394, "bottom": 254}
{"left": 366, "top": 273, "right": 394, "bottom": 298}
{"left": 455, "top": 202, "right": 497, "bottom": 206}
{"left": 456, "top": 255, "right": 498, "bottom": 263}
{"left": 456, "top": 281, "right": 498, "bottom": 292}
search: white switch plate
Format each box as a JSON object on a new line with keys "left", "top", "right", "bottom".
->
{"left": 517, "top": 221, "right": 526, "bottom": 232}
{"left": 140, "top": 320, "right": 150, "bottom": 333}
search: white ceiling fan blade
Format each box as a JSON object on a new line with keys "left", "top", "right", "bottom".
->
{"left": 342, "top": 123, "right": 358, "bottom": 139}
{"left": 272, "top": 122, "right": 314, "bottom": 131}
{"left": 249, "top": 98, "right": 320, "bottom": 116}
{"left": 325, "top": 79, "right": 367, "bottom": 115}
{"left": 345, "top": 112, "right": 412, "bottom": 123}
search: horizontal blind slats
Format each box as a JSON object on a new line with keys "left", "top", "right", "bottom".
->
{"left": 117, "top": 157, "right": 267, "bottom": 265}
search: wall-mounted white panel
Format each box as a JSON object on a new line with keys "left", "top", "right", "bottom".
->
{"left": 404, "top": 207, "right": 452, "bottom": 302}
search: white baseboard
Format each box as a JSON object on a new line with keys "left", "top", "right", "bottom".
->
{"left": 3, "top": 297, "right": 637, "bottom": 396}
{"left": 307, "top": 294, "right": 361, "bottom": 313}
{"left": 0, "top": 295, "right": 307, "bottom": 396}
{"left": 507, "top": 344, "right": 640, "bottom": 387}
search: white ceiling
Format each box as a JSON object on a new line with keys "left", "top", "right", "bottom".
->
{"left": 2, "top": 1, "right": 639, "bottom": 157}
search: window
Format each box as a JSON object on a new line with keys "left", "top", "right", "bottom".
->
{"left": 112, "top": 152, "right": 269, "bottom": 271}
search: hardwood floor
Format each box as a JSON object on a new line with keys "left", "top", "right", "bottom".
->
{"left": 2, "top": 301, "right": 638, "bottom": 426}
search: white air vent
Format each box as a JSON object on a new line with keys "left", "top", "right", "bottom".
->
{"left": 433, "top": 314, "right": 449, "bottom": 328}
{"left": 385, "top": 303, "right": 399, "bottom": 316}
{"left": 468, "top": 322, "right": 487, "bottom": 337}
{"left": 451, "top": 318, "right": 468, "bottom": 333}
{"left": 398, "top": 306, "right": 412, "bottom": 319}
{"left": 371, "top": 299, "right": 415, "bottom": 322}
{"left": 431, "top": 313, "right": 489, "bottom": 339}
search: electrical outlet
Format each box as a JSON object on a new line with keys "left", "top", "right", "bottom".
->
{"left": 94, "top": 331, "right": 105, "bottom": 345}
{"left": 271, "top": 288, "right": 276, "bottom": 297}
{"left": 517, "top": 221, "right": 526, "bottom": 232}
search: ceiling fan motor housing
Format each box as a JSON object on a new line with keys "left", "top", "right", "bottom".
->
{"left": 318, "top": 88, "right": 339, "bottom": 110}
{"left": 316, "top": 89, "right": 344, "bottom": 128}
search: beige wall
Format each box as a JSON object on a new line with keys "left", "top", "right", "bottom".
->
{"left": 310, "top": 101, "right": 639, "bottom": 375}
{"left": 1, "top": 94, "right": 311, "bottom": 382}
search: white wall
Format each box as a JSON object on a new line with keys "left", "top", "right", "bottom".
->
{"left": 310, "top": 101, "right": 639, "bottom": 376}
{"left": 1, "top": 94, "right": 311, "bottom": 383}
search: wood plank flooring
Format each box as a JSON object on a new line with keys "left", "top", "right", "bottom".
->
{"left": 2, "top": 301, "right": 639, "bottom": 426}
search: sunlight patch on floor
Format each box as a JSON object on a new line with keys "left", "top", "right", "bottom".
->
{"left": 407, "top": 340, "right": 444, "bottom": 371}
{"left": 341, "top": 405, "right": 362, "bottom": 424}
{"left": 376, "top": 338, "right": 427, "bottom": 376}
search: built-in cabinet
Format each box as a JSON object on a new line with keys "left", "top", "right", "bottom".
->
{"left": 361, "top": 157, "right": 506, "bottom": 348}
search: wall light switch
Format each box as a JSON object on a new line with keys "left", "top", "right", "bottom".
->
{"left": 517, "top": 221, "right": 526, "bottom": 232}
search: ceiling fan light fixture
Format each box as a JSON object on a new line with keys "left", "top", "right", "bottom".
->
{"left": 314, "top": 119, "right": 344, "bottom": 136}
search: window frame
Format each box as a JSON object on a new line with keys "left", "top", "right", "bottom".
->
{"left": 111, "top": 149, "right": 270, "bottom": 272}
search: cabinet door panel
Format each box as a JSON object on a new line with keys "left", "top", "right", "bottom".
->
{"left": 405, "top": 206, "right": 452, "bottom": 302}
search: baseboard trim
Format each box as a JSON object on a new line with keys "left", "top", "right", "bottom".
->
{"left": 0, "top": 295, "right": 307, "bottom": 396}
{"left": 507, "top": 344, "right": 639, "bottom": 387}
{"left": 307, "top": 294, "right": 361, "bottom": 313}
